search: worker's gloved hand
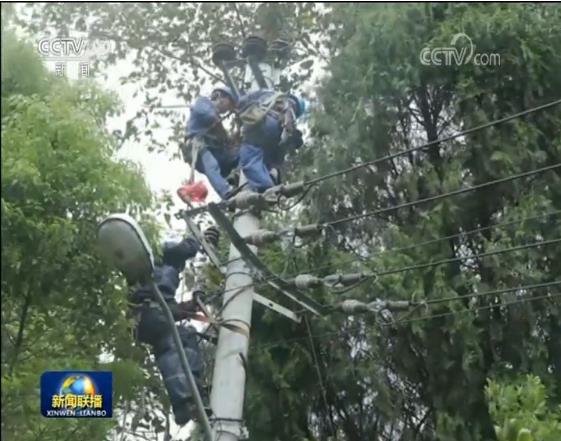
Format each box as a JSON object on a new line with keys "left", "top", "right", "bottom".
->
{"left": 289, "top": 129, "right": 303, "bottom": 149}
{"left": 279, "top": 129, "right": 303, "bottom": 152}
{"left": 203, "top": 226, "right": 220, "bottom": 248}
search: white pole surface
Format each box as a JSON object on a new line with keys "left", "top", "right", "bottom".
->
{"left": 210, "top": 184, "right": 258, "bottom": 441}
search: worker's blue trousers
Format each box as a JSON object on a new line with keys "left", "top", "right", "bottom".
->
{"left": 195, "top": 147, "right": 238, "bottom": 199}
{"left": 239, "top": 143, "right": 276, "bottom": 192}
{"left": 137, "top": 305, "right": 204, "bottom": 425}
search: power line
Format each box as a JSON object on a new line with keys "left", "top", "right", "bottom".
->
{"left": 422, "top": 280, "right": 561, "bottom": 306}
{"left": 221, "top": 200, "right": 559, "bottom": 284}
{"left": 368, "top": 210, "right": 560, "bottom": 258}
{"left": 320, "top": 280, "right": 561, "bottom": 312}
{"left": 253, "top": 285, "right": 561, "bottom": 349}
{"left": 219, "top": 235, "right": 560, "bottom": 298}
{"left": 188, "top": 103, "right": 561, "bottom": 320}
{"left": 182, "top": 98, "right": 561, "bottom": 218}
{"left": 220, "top": 237, "right": 560, "bottom": 297}
{"left": 375, "top": 238, "right": 561, "bottom": 278}
{"left": 304, "top": 98, "right": 561, "bottom": 186}
{"left": 220, "top": 164, "right": 559, "bottom": 275}
{"left": 289, "top": 209, "right": 561, "bottom": 281}
{"left": 304, "top": 315, "right": 337, "bottom": 438}
{"left": 387, "top": 292, "right": 561, "bottom": 327}
{"left": 323, "top": 163, "right": 561, "bottom": 228}
{"left": 260, "top": 292, "right": 561, "bottom": 350}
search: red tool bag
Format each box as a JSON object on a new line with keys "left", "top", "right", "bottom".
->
{"left": 177, "top": 181, "right": 208, "bottom": 203}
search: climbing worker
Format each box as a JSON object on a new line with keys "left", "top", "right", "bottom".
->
{"left": 237, "top": 90, "right": 305, "bottom": 193}
{"left": 130, "top": 227, "right": 220, "bottom": 426}
{"left": 178, "top": 86, "right": 240, "bottom": 201}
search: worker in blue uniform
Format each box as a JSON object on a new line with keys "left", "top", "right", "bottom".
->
{"left": 237, "top": 91, "right": 305, "bottom": 193}
{"left": 180, "top": 87, "right": 239, "bottom": 199}
{"left": 130, "top": 227, "right": 219, "bottom": 425}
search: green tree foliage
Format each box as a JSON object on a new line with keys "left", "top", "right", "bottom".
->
{"left": 13, "top": 3, "right": 561, "bottom": 441}
{"left": 486, "top": 375, "right": 561, "bottom": 441}
{"left": 1, "top": 26, "right": 158, "bottom": 441}
{"left": 261, "top": 3, "right": 561, "bottom": 440}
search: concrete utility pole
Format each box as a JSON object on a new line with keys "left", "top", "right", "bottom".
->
{"left": 210, "top": 179, "right": 258, "bottom": 441}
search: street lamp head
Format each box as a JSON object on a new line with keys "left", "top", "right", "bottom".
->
{"left": 97, "top": 213, "right": 155, "bottom": 284}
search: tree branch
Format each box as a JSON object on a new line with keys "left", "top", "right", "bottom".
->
{"left": 231, "top": 3, "right": 247, "bottom": 40}
{"left": 151, "top": 45, "right": 224, "bottom": 84}
{"left": 412, "top": 408, "right": 432, "bottom": 440}
{"left": 92, "top": 29, "right": 225, "bottom": 84}
{"left": 9, "top": 292, "right": 32, "bottom": 375}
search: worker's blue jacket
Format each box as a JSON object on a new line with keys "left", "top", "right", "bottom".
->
{"left": 131, "top": 236, "right": 200, "bottom": 305}
{"left": 238, "top": 90, "right": 285, "bottom": 150}
{"left": 185, "top": 97, "right": 228, "bottom": 147}
{"left": 131, "top": 235, "right": 204, "bottom": 424}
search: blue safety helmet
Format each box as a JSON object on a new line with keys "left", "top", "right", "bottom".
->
{"left": 286, "top": 94, "right": 306, "bottom": 119}
{"left": 161, "top": 237, "right": 191, "bottom": 271}
{"left": 211, "top": 86, "right": 238, "bottom": 106}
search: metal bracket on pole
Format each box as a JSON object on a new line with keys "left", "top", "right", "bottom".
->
{"left": 253, "top": 292, "right": 301, "bottom": 323}
{"left": 179, "top": 202, "right": 225, "bottom": 275}
{"left": 247, "top": 58, "right": 268, "bottom": 89}
{"left": 217, "top": 60, "right": 241, "bottom": 100}
{"left": 176, "top": 209, "right": 301, "bottom": 323}
{"left": 242, "top": 36, "right": 269, "bottom": 89}
{"left": 208, "top": 203, "right": 324, "bottom": 316}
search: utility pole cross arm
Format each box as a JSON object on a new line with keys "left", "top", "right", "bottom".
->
{"left": 208, "top": 203, "right": 324, "bottom": 316}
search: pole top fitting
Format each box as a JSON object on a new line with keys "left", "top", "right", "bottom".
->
{"left": 242, "top": 35, "right": 267, "bottom": 61}
{"left": 212, "top": 42, "right": 237, "bottom": 67}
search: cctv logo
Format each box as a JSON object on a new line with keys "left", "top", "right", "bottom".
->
{"left": 420, "top": 33, "right": 500, "bottom": 67}
{"left": 37, "top": 37, "right": 87, "bottom": 59}
{"left": 420, "top": 33, "right": 474, "bottom": 66}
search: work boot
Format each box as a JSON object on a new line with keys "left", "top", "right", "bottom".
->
{"left": 173, "top": 386, "right": 211, "bottom": 426}
{"left": 173, "top": 399, "right": 194, "bottom": 426}
{"left": 187, "top": 401, "right": 213, "bottom": 423}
